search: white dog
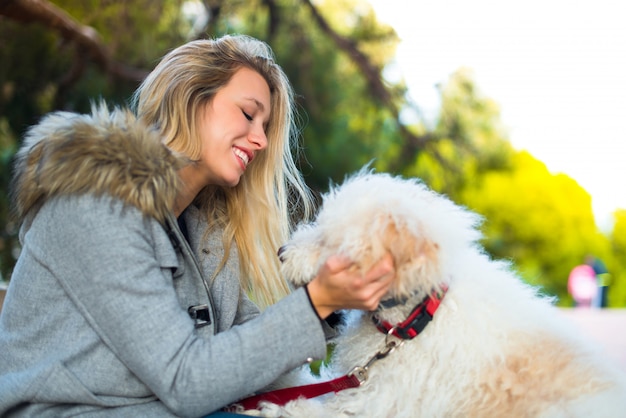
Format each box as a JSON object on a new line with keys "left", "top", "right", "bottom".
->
{"left": 240, "top": 171, "right": 626, "bottom": 418}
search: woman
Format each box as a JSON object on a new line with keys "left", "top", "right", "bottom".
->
{"left": 0, "top": 34, "right": 394, "bottom": 417}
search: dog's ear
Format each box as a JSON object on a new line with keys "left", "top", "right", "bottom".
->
{"left": 382, "top": 219, "right": 410, "bottom": 267}
{"left": 383, "top": 217, "right": 438, "bottom": 265}
{"left": 382, "top": 216, "right": 440, "bottom": 297}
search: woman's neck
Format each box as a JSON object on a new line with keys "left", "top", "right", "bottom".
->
{"left": 175, "top": 165, "right": 206, "bottom": 217}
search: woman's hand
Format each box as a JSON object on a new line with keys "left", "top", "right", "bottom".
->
{"left": 305, "top": 253, "right": 395, "bottom": 319}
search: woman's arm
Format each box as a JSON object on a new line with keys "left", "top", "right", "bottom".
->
{"left": 44, "top": 195, "right": 327, "bottom": 416}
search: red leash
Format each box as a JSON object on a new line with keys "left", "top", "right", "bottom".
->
{"left": 228, "top": 334, "right": 404, "bottom": 411}
{"left": 230, "top": 373, "right": 362, "bottom": 410}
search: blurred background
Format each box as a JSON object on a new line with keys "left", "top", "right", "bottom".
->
{"left": 0, "top": 0, "right": 625, "bottom": 311}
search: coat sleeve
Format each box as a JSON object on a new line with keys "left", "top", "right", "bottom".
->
{"left": 39, "top": 195, "right": 328, "bottom": 417}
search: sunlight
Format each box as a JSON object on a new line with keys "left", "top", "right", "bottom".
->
{"left": 368, "top": 0, "right": 626, "bottom": 231}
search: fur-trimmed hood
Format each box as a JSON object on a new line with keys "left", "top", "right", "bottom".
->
{"left": 11, "top": 104, "right": 187, "bottom": 224}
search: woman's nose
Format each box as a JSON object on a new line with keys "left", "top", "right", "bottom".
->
{"left": 249, "top": 125, "right": 268, "bottom": 150}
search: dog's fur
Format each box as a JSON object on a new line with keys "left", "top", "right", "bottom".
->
{"left": 250, "top": 171, "right": 626, "bottom": 418}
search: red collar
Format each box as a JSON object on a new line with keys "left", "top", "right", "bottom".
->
{"left": 372, "top": 285, "right": 447, "bottom": 339}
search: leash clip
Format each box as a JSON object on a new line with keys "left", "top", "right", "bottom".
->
{"left": 347, "top": 366, "right": 368, "bottom": 385}
{"left": 348, "top": 334, "right": 404, "bottom": 385}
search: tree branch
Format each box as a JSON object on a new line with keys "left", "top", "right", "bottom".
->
{"left": 198, "top": 0, "right": 223, "bottom": 38}
{"left": 261, "top": 0, "right": 280, "bottom": 42}
{"left": 300, "top": 0, "right": 437, "bottom": 169}
{"left": 301, "top": 0, "right": 391, "bottom": 106}
{"left": 0, "top": 0, "right": 148, "bottom": 81}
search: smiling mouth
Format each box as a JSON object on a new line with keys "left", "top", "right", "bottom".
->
{"left": 233, "top": 148, "right": 251, "bottom": 167}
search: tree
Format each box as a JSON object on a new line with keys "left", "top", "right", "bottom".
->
{"left": 404, "top": 69, "right": 617, "bottom": 304}
{"left": 461, "top": 151, "right": 611, "bottom": 303}
{"left": 401, "top": 68, "right": 516, "bottom": 198}
{"left": 608, "top": 210, "right": 626, "bottom": 306}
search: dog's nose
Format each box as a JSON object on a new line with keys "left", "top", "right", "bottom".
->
{"left": 277, "top": 246, "right": 286, "bottom": 263}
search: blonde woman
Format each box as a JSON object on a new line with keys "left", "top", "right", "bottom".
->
{"left": 0, "top": 34, "right": 394, "bottom": 417}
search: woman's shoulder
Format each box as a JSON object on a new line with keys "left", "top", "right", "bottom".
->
{"left": 21, "top": 194, "right": 176, "bottom": 268}
{"left": 32, "top": 194, "right": 164, "bottom": 237}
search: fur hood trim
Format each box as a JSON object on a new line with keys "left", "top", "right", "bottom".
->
{"left": 11, "top": 104, "right": 187, "bottom": 224}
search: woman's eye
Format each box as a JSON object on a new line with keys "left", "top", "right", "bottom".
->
{"left": 242, "top": 111, "right": 253, "bottom": 121}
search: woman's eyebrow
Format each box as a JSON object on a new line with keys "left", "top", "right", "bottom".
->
{"left": 245, "top": 97, "right": 266, "bottom": 112}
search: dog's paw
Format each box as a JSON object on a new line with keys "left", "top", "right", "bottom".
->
{"left": 279, "top": 224, "right": 323, "bottom": 286}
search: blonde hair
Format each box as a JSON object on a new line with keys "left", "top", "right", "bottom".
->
{"left": 132, "top": 34, "right": 314, "bottom": 308}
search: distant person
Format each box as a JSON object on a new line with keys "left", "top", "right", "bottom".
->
{"left": 568, "top": 264, "right": 598, "bottom": 308}
{"left": 585, "top": 255, "right": 611, "bottom": 308}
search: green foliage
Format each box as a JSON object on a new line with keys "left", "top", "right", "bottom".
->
{"left": 405, "top": 68, "right": 516, "bottom": 197}
{"left": 608, "top": 210, "right": 626, "bottom": 306}
{"left": 460, "top": 151, "right": 611, "bottom": 303}
{"left": 0, "top": 21, "right": 71, "bottom": 131}
{"left": 0, "top": 118, "right": 18, "bottom": 281}
{"left": 54, "top": 0, "right": 191, "bottom": 66}
{"left": 268, "top": 0, "right": 403, "bottom": 190}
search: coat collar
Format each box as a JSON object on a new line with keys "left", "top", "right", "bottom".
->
{"left": 12, "top": 103, "right": 188, "bottom": 224}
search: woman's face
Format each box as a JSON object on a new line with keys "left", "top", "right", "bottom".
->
{"left": 196, "top": 66, "right": 271, "bottom": 188}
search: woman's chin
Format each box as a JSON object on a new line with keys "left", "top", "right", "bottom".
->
{"left": 222, "top": 174, "right": 243, "bottom": 188}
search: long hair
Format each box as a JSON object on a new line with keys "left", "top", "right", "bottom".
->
{"left": 132, "top": 34, "right": 314, "bottom": 308}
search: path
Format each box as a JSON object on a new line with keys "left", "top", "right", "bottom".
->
{"left": 559, "top": 308, "right": 626, "bottom": 373}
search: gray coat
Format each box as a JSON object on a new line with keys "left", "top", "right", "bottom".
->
{"left": 0, "top": 107, "right": 327, "bottom": 417}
